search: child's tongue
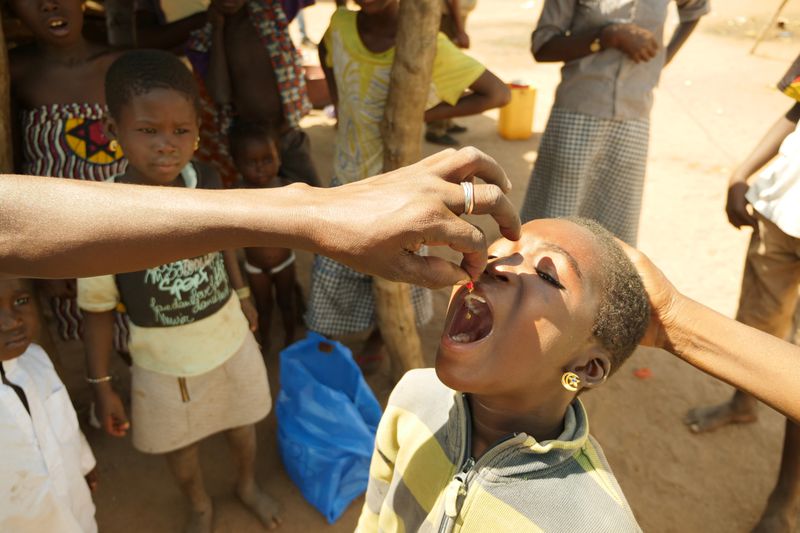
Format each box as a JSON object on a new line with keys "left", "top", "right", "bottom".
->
{"left": 449, "top": 293, "right": 492, "bottom": 344}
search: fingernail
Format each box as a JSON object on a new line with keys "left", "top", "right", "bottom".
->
{"left": 506, "top": 179, "right": 513, "bottom": 190}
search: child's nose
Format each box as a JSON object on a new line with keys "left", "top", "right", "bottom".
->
{"left": 0, "top": 311, "right": 23, "bottom": 332}
{"left": 485, "top": 256, "right": 516, "bottom": 282}
{"left": 156, "top": 138, "right": 177, "bottom": 153}
{"left": 40, "top": 0, "right": 59, "bottom": 13}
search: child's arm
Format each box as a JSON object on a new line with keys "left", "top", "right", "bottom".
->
{"left": 83, "top": 310, "right": 130, "bottom": 437}
{"left": 622, "top": 243, "right": 800, "bottom": 425}
{"left": 205, "top": 6, "right": 233, "bottom": 105}
{"left": 423, "top": 70, "right": 510, "bottom": 123}
{"left": 446, "top": 0, "right": 470, "bottom": 49}
{"left": 725, "top": 105, "right": 799, "bottom": 229}
{"left": 317, "top": 38, "right": 338, "bottom": 109}
{"left": 223, "top": 250, "right": 258, "bottom": 331}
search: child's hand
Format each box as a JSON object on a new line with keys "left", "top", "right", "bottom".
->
{"left": 455, "top": 30, "right": 471, "bottom": 49}
{"left": 617, "top": 240, "right": 681, "bottom": 351}
{"left": 601, "top": 23, "right": 659, "bottom": 63}
{"left": 240, "top": 299, "right": 259, "bottom": 332}
{"left": 84, "top": 468, "right": 99, "bottom": 492}
{"left": 95, "top": 388, "right": 130, "bottom": 437}
{"left": 725, "top": 181, "right": 758, "bottom": 231}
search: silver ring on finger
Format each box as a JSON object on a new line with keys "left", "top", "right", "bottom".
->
{"left": 461, "top": 181, "right": 475, "bottom": 215}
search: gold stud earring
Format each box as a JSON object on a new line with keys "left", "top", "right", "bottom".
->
{"left": 561, "top": 371, "right": 581, "bottom": 392}
{"left": 109, "top": 139, "right": 119, "bottom": 153}
{"left": 194, "top": 137, "right": 200, "bottom": 151}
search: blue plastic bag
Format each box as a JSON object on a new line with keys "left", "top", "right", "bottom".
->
{"left": 276, "top": 332, "right": 383, "bottom": 523}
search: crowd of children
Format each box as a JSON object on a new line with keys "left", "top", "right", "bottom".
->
{"left": 4, "top": 0, "right": 800, "bottom": 532}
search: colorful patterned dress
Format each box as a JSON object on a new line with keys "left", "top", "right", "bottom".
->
{"left": 21, "top": 102, "right": 129, "bottom": 348}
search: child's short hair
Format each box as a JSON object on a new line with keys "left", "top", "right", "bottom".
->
{"left": 567, "top": 217, "right": 649, "bottom": 375}
{"left": 105, "top": 49, "right": 200, "bottom": 121}
{"left": 228, "top": 119, "right": 279, "bottom": 160}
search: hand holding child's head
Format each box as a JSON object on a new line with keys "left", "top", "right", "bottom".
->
{"left": 437, "top": 218, "right": 649, "bottom": 402}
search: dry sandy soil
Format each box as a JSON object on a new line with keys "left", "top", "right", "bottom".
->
{"left": 48, "top": 0, "right": 800, "bottom": 531}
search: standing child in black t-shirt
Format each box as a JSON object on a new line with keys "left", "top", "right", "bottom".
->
{"left": 229, "top": 119, "right": 304, "bottom": 350}
{"left": 77, "top": 50, "right": 282, "bottom": 532}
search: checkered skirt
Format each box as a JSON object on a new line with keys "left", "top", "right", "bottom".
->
{"left": 305, "top": 254, "right": 433, "bottom": 337}
{"left": 519, "top": 108, "right": 650, "bottom": 245}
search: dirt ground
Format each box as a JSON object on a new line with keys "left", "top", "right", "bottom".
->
{"left": 48, "top": 1, "right": 800, "bottom": 531}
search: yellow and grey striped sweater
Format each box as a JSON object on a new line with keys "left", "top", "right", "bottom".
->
{"left": 356, "top": 369, "right": 641, "bottom": 533}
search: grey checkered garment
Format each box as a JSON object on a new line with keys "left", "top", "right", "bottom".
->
{"left": 520, "top": 107, "right": 650, "bottom": 245}
{"left": 305, "top": 254, "right": 433, "bottom": 337}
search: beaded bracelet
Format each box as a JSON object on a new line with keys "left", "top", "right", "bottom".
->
{"left": 85, "top": 375, "right": 112, "bottom": 384}
{"left": 235, "top": 286, "right": 252, "bottom": 300}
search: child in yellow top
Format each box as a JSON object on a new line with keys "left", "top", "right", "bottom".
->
{"left": 308, "top": 0, "right": 510, "bottom": 369}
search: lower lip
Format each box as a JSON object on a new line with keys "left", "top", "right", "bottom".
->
{"left": 47, "top": 24, "right": 70, "bottom": 37}
{"left": 439, "top": 327, "right": 493, "bottom": 352}
{"left": 6, "top": 336, "right": 28, "bottom": 349}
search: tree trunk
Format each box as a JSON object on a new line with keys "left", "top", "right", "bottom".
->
{"left": 373, "top": 0, "right": 441, "bottom": 382}
{"left": 105, "top": 0, "right": 136, "bottom": 48}
{"left": 0, "top": 11, "right": 12, "bottom": 173}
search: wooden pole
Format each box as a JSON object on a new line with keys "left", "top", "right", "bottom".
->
{"left": 373, "top": 0, "right": 441, "bottom": 382}
{"left": 750, "top": 0, "right": 790, "bottom": 54}
{"left": 0, "top": 11, "right": 13, "bottom": 173}
{"left": 105, "top": 0, "right": 136, "bottom": 48}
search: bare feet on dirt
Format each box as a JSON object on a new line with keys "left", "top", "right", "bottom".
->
{"left": 237, "top": 484, "right": 283, "bottom": 530}
{"left": 684, "top": 400, "right": 758, "bottom": 433}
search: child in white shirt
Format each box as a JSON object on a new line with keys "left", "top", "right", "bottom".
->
{"left": 0, "top": 278, "right": 97, "bottom": 532}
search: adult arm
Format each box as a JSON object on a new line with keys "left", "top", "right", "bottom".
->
{"left": 0, "top": 148, "right": 520, "bottom": 287}
{"left": 533, "top": 23, "right": 659, "bottom": 64}
{"left": 424, "top": 70, "right": 511, "bottom": 123}
{"left": 725, "top": 106, "right": 798, "bottom": 230}
{"left": 623, "top": 244, "right": 800, "bottom": 424}
{"left": 664, "top": 20, "right": 698, "bottom": 64}
{"left": 666, "top": 0, "right": 710, "bottom": 65}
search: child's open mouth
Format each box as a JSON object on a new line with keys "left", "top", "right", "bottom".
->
{"left": 46, "top": 17, "right": 69, "bottom": 36}
{"left": 448, "top": 287, "right": 493, "bottom": 344}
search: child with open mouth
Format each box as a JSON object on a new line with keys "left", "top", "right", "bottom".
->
{"left": 356, "top": 217, "right": 650, "bottom": 532}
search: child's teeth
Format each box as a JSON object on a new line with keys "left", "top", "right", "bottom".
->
{"left": 452, "top": 333, "right": 471, "bottom": 343}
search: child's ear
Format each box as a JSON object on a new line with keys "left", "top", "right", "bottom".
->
{"left": 570, "top": 346, "right": 612, "bottom": 390}
{"left": 103, "top": 117, "right": 118, "bottom": 141}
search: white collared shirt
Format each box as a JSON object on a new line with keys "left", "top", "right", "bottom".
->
{"left": 747, "top": 123, "right": 800, "bottom": 238}
{"left": 0, "top": 344, "right": 97, "bottom": 533}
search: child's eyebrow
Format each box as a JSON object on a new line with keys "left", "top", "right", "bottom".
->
{"left": 538, "top": 242, "right": 583, "bottom": 280}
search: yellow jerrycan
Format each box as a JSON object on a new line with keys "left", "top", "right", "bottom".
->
{"left": 498, "top": 82, "right": 536, "bottom": 140}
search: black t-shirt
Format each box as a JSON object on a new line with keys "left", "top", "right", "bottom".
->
{"left": 112, "top": 162, "right": 232, "bottom": 328}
